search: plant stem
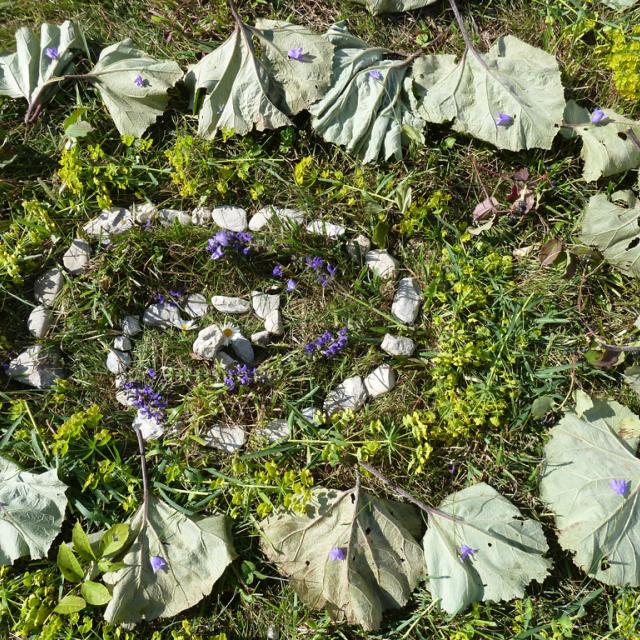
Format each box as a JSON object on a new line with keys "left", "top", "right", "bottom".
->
{"left": 358, "top": 461, "right": 459, "bottom": 523}
{"left": 227, "top": 0, "right": 244, "bottom": 29}
{"left": 446, "top": 0, "right": 491, "bottom": 73}
{"left": 134, "top": 426, "right": 150, "bottom": 529}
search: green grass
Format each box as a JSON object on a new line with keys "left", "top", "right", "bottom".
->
{"left": 2, "top": 0, "right": 640, "bottom": 638}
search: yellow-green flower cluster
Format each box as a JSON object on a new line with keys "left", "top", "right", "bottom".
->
{"left": 607, "top": 26, "right": 640, "bottom": 101}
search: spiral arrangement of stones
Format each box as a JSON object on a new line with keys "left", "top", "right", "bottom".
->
{"left": 6, "top": 202, "right": 423, "bottom": 451}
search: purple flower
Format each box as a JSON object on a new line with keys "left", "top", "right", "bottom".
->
{"left": 134, "top": 74, "right": 146, "bottom": 88}
{"left": 459, "top": 544, "right": 477, "bottom": 562}
{"left": 44, "top": 47, "right": 60, "bottom": 60}
{"left": 591, "top": 108, "right": 606, "bottom": 124}
{"left": 168, "top": 289, "right": 184, "bottom": 299}
{"left": 328, "top": 546, "right": 346, "bottom": 561}
{"left": 224, "top": 364, "right": 257, "bottom": 391}
{"left": 123, "top": 381, "right": 168, "bottom": 421}
{"left": 609, "top": 478, "right": 630, "bottom": 497}
{"left": 448, "top": 463, "right": 458, "bottom": 474}
{"left": 272, "top": 264, "right": 284, "bottom": 278}
{"left": 368, "top": 69, "right": 383, "bottom": 80}
{"left": 147, "top": 368, "right": 156, "bottom": 379}
{"left": 150, "top": 555, "right": 168, "bottom": 573}
{"left": 207, "top": 230, "right": 252, "bottom": 260}
{"left": 305, "top": 328, "right": 348, "bottom": 358}
{"left": 495, "top": 112, "right": 513, "bottom": 127}
{"left": 153, "top": 293, "right": 166, "bottom": 305}
{"left": 305, "top": 256, "right": 324, "bottom": 271}
{"left": 286, "top": 278, "right": 297, "bottom": 292}
{"left": 288, "top": 47, "right": 304, "bottom": 61}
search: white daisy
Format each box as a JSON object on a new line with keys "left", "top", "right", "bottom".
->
{"left": 220, "top": 322, "right": 240, "bottom": 346}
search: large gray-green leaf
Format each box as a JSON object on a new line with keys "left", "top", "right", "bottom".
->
{"left": 254, "top": 19, "right": 334, "bottom": 115}
{"left": 418, "top": 36, "right": 565, "bottom": 151}
{"left": 540, "top": 396, "right": 640, "bottom": 585}
{"left": 103, "top": 496, "right": 235, "bottom": 623}
{"left": 601, "top": 0, "right": 638, "bottom": 8}
{"left": 563, "top": 101, "right": 640, "bottom": 182}
{"left": 580, "top": 190, "right": 640, "bottom": 278}
{"left": 423, "top": 483, "right": 550, "bottom": 615}
{"left": 260, "top": 484, "right": 424, "bottom": 630}
{"left": 0, "top": 21, "right": 84, "bottom": 113}
{"left": 0, "top": 457, "right": 68, "bottom": 565}
{"left": 353, "top": 0, "right": 437, "bottom": 14}
{"left": 310, "top": 23, "right": 425, "bottom": 163}
{"left": 89, "top": 39, "right": 182, "bottom": 137}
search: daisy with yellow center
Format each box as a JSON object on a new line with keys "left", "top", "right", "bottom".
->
{"left": 220, "top": 322, "right": 240, "bottom": 345}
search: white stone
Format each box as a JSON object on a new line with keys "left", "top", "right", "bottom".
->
{"left": 301, "top": 406, "right": 317, "bottom": 422}
{"left": 192, "top": 207, "right": 212, "bottom": 226}
{"left": 143, "top": 303, "right": 183, "bottom": 330}
{"left": 249, "top": 206, "right": 304, "bottom": 231}
{"left": 211, "top": 206, "right": 247, "bottom": 232}
{"left": 306, "top": 219, "right": 346, "bottom": 239}
{"left": 365, "top": 250, "right": 399, "bottom": 279}
{"left": 251, "top": 291, "right": 280, "bottom": 320}
{"left": 214, "top": 351, "right": 238, "bottom": 368}
{"left": 122, "top": 315, "right": 142, "bottom": 337}
{"left": 34, "top": 267, "right": 63, "bottom": 307}
{"left": 347, "top": 234, "right": 371, "bottom": 262}
{"left": 113, "top": 335, "right": 132, "bottom": 351}
{"left": 158, "top": 208, "right": 192, "bottom": 226}
{"left": 28, "top": 305, "right": 52, "bottom": 338}
{"left": 116, "top": 389, "right": 135, "bottom": 407}
{"left": 83, "top": 207, "right": 133, "bottom": 244}
{"left": 251, "top": 330, "right": 271, "bottom": 347}
{"left": 323, "top": 376, "right": 369, "bottom": 415}
{"left": 7, "top": 345, "right": 64, "bottom": 389}
{"left": 106, "top": 349, "right": 131, "bottom": 375}
{"left": 131, "top": 202, "right": 156, "bottom": 225}
{"left": 391, "top": 277, "right": 422, "bottom": 325}
{"left": 265, "top": 309, "right": 284, "bottom": 336}
{"left": 193, "top": 325, "right": 225, "bottom": 360}
{"left": 62, "top": 239, "right": 91, "bottom": 275}
{"left": 203, "top": 424, "right": 246, "bottom": 452}
{"left": 381, "top": 334, "right": 415, "bottom": 357}
{"left": 364, "top": 364, "right": 396, "bottom": 397}
{"left": 133, "top": 411, "right": 164, "bottom": 440}
{"left": 184, "top": 293, "right": 209, "bottom": 318}
{"left": 230, "top": 335, "right": 254, "bottom": 363}
{"left": 211, "top": 296, "right": 251, "bottom": 314}
{"left": 258, "top": 418, "right": 291, "bottom": 442}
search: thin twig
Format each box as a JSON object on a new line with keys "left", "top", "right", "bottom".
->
{"left": 227, "top": 0, "right": 244, "bottom": 29}
{"left": 446, "top": 0, "right": 491, "bottom": 73}
{"left": 358, "top": 461, "right": 459, "bottom": 523}
{"left": 134, "top": 426, "right": 150, "bottom": 528}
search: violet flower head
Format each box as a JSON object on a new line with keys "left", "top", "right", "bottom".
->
{"left": 305, "top": 255, "right": 325, "bottom": 271}
{"left": 44, "top": 47, "right": 60, "bottom": 60}
{"left": 134, "top": 74, "right": 146, "bottom": 88}
{"left": 168, "top": 289, "right": 184, "bottom": 299}
{"left": 609, "top": 478, "right": 630, "bottom": 497}
{"left": 147, "top": 368, "right": 156, "bottom": 379}
{"left": 305, "top": 328, "right": 348, "bottom": 358}
{"left": 495, "top": 112, "right": 513, "bottom": 127}
{"left": 272, "top": 264, "right": 284, "bottom": 278}
{"left": 459, "top": 544, "right": 477, "bottom": 562}
{"left": 368, "top": 69, "right": 383, "bottom": 80}
{"left": 591, "top": 108, "right": 606, "bottom": 124}
{"left": 207, "top": 230, "right": 252, "bottom": 260}
{"left": 328, "top": 546, "right": 346, "bottom": 561}
{"left": 153, "top": 293, "right": 166, "bottom": 305}
{"left": 150, "top": 555, "right": 168, "bottom": 573}
{"left": 288, "top": 46, "right": 304, "bottom": 61}
{"left": 286, "top": 278, "right": 297, "bottom": 293}
{"left": 123, "top": 381, "right": 168, "bottom": 422}
{"left": 224, "top": 364, "right": 257, "bottom": 391}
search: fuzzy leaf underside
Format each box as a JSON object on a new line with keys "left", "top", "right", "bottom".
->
{"left": 540, "top": 397, "right": 640, "bottom": 585}
{"left": 260, "top": 486, "right": 424, "bottom": 630}
{"left": 423, "top": 483, "right": 551, "bottom": 615}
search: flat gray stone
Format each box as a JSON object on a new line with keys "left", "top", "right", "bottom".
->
{"left": 143, "top": 303, "right": 183, "bottom": 330}
{"left": 203, "top": 424, "right": 246, "bottom": 452}
{"left": 391, "top": 277, "right": 422, "bottom": 325}
{"left": 365, "top": 250, "right": 399, "bottom": 279}
{"left": 28, "top": 305, "right": 52, "bottom": 338}
{"left": 347, "top": 234, "right": 371, "bottom": 262}
{"left": 133, "top": 411, "right": 164, "bottom": 440}
{"left": 381, "top": 334, "right": 415, "bottom": 357}
{"left": 122, "top": 315, "right": 142, "bottom": 337}
{"left": 106, "top": 349, "right": 131, "bottom": 375}
{"left": 212, "top": 206, "right": 247, "bottom": 232}
{"left": 323, "top": 376, "right": 369, "bottom": 415}
{"left": 258, "top": 418, "right": 291, "bottom": 442}
{"left": 364, "top": 364, "right": 396, "bottom": 397}
{"left": 193, "top": 325, "right": 225, "bottom": 360}
{"left": 211, "top": 295, "right": 251, "bottom": 314}
{"left": 215, "top": 351, "right": 238, "bottom": 368}
{"left": 192, "top": 207, "right": 212, "bottom": 226}
{"left": 251, "top": 330, "right": 271, "bottom": 347}
{"left": 34, "top": 267, "right": 63, "bottom": 307}
{"left": 113, "top": 335, "right": 132, "bottom": 351}
{"left": 7, "top": 345, "right": 64, "bottom": 389}
{"left": 131, "top": 202, "right": 156, "bottom": 225}
{"left": 230, "top": 335, "right": 254, "bottom": 363}
{"left": 62, "top": 239, "right": 91, "bottom": 275}
{"left": 158, "top": 208, "right": 192, "bottom": 226}
{"left": 265, "top": 309, "right": 284, "bottom": 336}
{"left": 251, "top": 291, "right": 280, "bottom": 320}
{"left": 184, "top": 293, "right": 209, "bottom": 318}
{"left": 249, "top": 206, "right": 304, "bottom": 231}
{"left": 306, "top": 219, "right": 345, "bottom": 239}
{"left": 83, "top": 207, "right": 133, "bottom": 244}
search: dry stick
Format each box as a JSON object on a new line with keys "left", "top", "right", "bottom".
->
{"left": 446, "top": 0, "right": 490, "bottom": 73}
{"left": 134, "top": 426, "right": 151, "bottom": 529}
{"left": 358, "top": 461, "right": 459, "bottom": 523}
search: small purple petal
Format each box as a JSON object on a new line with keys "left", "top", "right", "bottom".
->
{"left": 609, "top": 478, "right": 630, "bottom": 497}
{"left": 288, "top": 47, "right": 304, "bottom": 61}
{"left": 368, "top": 69, "right": 383, "bottom": 80}
{"left": 272, "top": 265, "right": 284, "bottom": 278}
{"left": 328, "top": 546, "right": 346, "bottom": 561}
{"left": 147, "top": 368, "right": 156, "bottom": 379}
{"left": 150, "top": 555, "right": 168, "bottom": 573}
{"left": 134, "top": 74, "right": 145, "bottom": 88}
{"left": 495, "top": 112, "right": 513, "bottom": 127}
{"left": 459, "top": 544, "right": 477, "bottom": 562}
{"left": 286, "top": 278, "right": 297, "bottom": 292}
{"left": 45, "top": 47, "right": 60, "bottom": 61}
{"left": 591, "top": 108, "right": 606, "bottom": 125}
